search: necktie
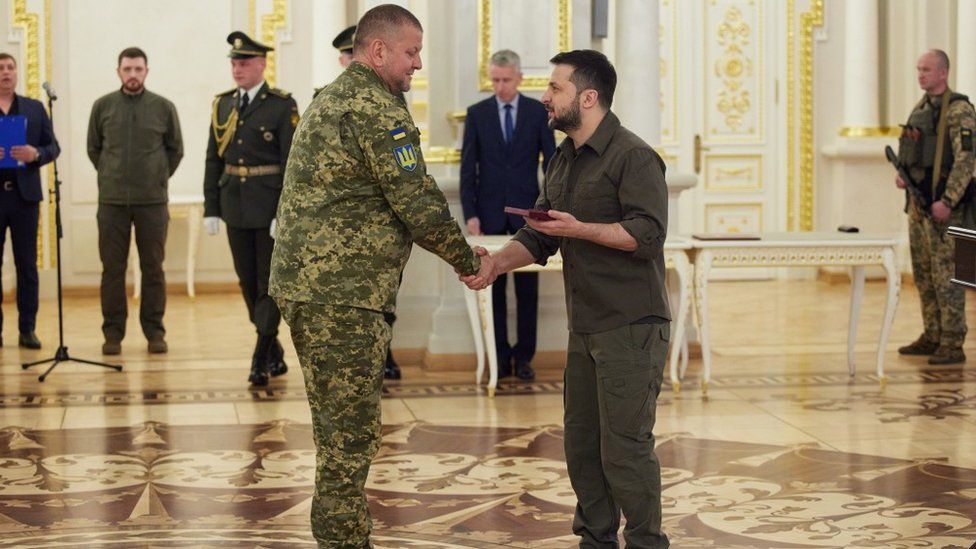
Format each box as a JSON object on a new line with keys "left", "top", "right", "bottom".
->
{"left": 239, "top": 91, "right": 250, "bottom": 113}
{"left": 504, "top": 103, "right": 514, "bottom": 144}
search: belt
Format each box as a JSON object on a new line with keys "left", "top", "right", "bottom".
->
{"left": 224, "top": 164, "right": 281, "bottom": 177}
{"left": 2, "top": 181, "right": 13, "bottom": 191}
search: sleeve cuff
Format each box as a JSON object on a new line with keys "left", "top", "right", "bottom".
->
{"left": 512, "top": 229, "right": 549, "bottom": 266}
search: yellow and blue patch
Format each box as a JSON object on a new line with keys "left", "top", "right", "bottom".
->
{"left": 393, "top": 143, "right": 418, "bottom": 171}
{"left": 390, "top": 127, "right": 408, "bottom": 141}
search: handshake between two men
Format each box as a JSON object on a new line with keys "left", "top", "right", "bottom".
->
{"left": 458, "top": 208, "right": 587, "bottom": 291}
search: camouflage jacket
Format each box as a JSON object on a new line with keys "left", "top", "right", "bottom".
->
{"left": 906, "top": 93, "right": 976, "bottom": 213}
{"left": 269, "top": 61, "right": 479, "bottom": 312}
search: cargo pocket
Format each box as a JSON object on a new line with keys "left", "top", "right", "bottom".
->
{"left": 602, "top": 367, "right": 656, "bottom": 440}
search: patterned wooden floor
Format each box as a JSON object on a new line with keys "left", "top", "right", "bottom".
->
{"left": 0, "top": 280, "right": 975, "bottom": 547}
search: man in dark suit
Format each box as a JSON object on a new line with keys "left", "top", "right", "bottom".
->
{"left": 204, "top": 32, "right": 299, "bottom": 386}
{"left": 0, "top": 53, "right": 60, "bottom": 349}
{"left": 460, "top": 49, "right": 556, "bottom": 380}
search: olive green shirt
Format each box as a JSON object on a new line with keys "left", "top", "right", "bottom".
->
{"left": 269, "top": 62, "right": 479, "bottom": 313}
{"left": 87, "top": 88, "right": 183, "bottom": 205}
{"left": 513, "top": 111, "right": 670, "bottom": 334}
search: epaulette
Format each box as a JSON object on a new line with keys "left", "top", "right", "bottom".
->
{"left": 215, "top": 87, "right": 237, "bottom": 97}
{"left": 268, "top": 87, "right": 292, "bottom": 99}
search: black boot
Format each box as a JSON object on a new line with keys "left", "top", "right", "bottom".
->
{"left": 383, "top": 348, "right": 401, "bottom": 380}
{"left": 248, "top": 335, "right": 273, "bottom": 386}
{"left": 268, "top": 338, "right": 288, "bottom": 377}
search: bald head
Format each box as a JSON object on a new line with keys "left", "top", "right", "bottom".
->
{"left": 352, "top": 4, "right": 423, "bottom": 56}
{"left": 917, "top": 49, "right": 950, "bottom": 95}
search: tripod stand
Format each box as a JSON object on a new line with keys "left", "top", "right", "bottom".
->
{"left": 22, "top": 87, "right": 122, "bottom": 381}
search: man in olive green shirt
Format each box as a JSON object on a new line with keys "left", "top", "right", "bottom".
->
{"left": 463, "top": 50, "right": 670, "bottom": 548}
{"left": 270, "top": 6, "right": 482, "bottom": 546}
{"left": 88, "top": 47, "right": 183, "bottom": 355}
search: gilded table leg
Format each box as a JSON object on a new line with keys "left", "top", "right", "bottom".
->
{"left": 478, "top": 288, "right": 498, "bottom": 398}
{"left": 186, "top": 204, "right": 202, "bottom": 298}
{"left": 464, "top": 287, "right": 485, "bottom": 388}
{"left": 848, "top": 265, "right": 865, "bottom": 377}
{"left": 693, "top": 251, "right": 713, "bottom": 398}
{"left": 878, "top": 247, "right": 901, "bottom": 384}
{"left": 130, "top": 229, "right": 141, "bottom": 300}
{"left": 669, "top": 251, "right": 692, "bottom": 393}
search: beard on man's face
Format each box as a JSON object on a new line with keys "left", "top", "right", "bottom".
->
{"left": 549, "top": 95, "right": 582, "bottom": 133}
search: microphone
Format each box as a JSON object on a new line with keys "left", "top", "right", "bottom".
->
{"left": 42, "top": 81, "right": 57, "bottom": 101}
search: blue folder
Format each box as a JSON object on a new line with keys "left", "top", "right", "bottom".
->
{"left": 0, "top": 115, "right": 27, "bottom": 169}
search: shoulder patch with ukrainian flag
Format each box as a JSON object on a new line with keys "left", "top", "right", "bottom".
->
{"left": 390, "top": 127, "right": 417, "bottom": 171}
{"left": 962, "top": 128, "right": 974, "bottom": 152}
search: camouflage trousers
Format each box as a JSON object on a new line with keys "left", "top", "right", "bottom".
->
{"left": 908, "top": 210, "right": 967, "bottom": 347}
{"left": 279, "top": 300, "right": 390, "bottom": 549}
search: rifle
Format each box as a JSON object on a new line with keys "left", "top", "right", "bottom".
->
{"left": 885, "top": 145, "right": 932, "bottom": 214}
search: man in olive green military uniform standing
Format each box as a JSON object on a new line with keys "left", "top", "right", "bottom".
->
{"left": 896, "top": 49, "right": 976, "bottom": 365}
{"left": 462, "top": 50, "right": 671, "bottom": 548}
{"left": 204, "top": 31, "right": 299, "bottom": 385}
{"left": 88, "top": 47, "right": 183, "bottom": 356}
{"left": 270, "top": 6, "right": 482, "bottom": 546}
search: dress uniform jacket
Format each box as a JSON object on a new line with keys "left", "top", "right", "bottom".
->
{"left": 204, "top": 82, "right": 299, "bottom": 229}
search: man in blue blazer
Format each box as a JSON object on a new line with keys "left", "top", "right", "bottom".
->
{"left": 460, "top": 50, "right": 556, "bottom": 380}
{"left": 0, "top": 53, "right": 59, "bottom": 349}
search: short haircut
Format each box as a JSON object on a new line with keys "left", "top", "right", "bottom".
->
{"left": 0, "top": 53, "right": 16, "bottom": 67}
{"left": 353, "top": 4, "right": 423, "bottom": 54}
{"left": 930, "top": 49, "right": 950, "bottom": 72}
{"left": 549, "top": 49, "right": 617, "bottom": 110}
{"left": 118, "top": 47, "right": 147, "bottom": 67}
{"left": 490, "top": 49, "right": 521, "bottom": 72}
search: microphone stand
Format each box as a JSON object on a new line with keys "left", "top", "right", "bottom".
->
{"left": 22, "top": 89, "right": 122, "bottom": 381}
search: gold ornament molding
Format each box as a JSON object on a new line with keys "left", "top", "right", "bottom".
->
{"left": 477, "top": 0, "right": 571, "bottom": 91}
{"left": 714, "top": 6, "right": 752, "bottom": 133}
{"left": 424, "top": 146, "right": 461, "bottom": 164}
{"left": 839, "top": 126, "right": 900, "bottom": 138}
{"left": 704, "top": 247, "right": 890, "bottom": 268}
{"left": 248, "top": 0, "right": 287, "bottom": 87}
{"left": 787, "top": 0, "right": 823, "bottom": 231}
{"left": 12, "top": 0, "right": 55, "bottom": 268}
{"left": 704, "top": 202, "right": 764, "bottom": 234}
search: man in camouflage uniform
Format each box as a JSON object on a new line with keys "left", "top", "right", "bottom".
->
{"left": 204, "top": 31, "right": 299, "bottom": 385}
{"left": 897, "top": 49, "right": 976, "bottom": 365}
{"left": 327, "top": 23, "right": 403, "bottom": 381}
{"left": 269, "top": 5, "right": 482, "bottom": 546}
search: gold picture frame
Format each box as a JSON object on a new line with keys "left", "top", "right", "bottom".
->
{"left": 477, "top": 0, "right": 572, "bottom": 91}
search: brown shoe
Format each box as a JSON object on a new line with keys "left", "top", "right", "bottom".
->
{"left": 102, "top": 340, "right": 122, "bottom": 355}
{"left": 928, "top": 346, "right": 966, "bottom": 365}
{"left": 147, "top": 336, "right": 168, "bottom": 354}
{"left": 898, "top": 336, "right": 939, "bottom": 355}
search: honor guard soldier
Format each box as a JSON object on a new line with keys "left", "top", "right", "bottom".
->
{"left": 333, "top": 25, "right": 355, "bottom": 68}
{"left": 203, "top": 31, "right": 299, "bottom": 386}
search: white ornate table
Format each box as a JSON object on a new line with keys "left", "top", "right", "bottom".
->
{"left": 691, "top": 232, "right": 900, "bottom": 395}
{"left": 130, "top": 195, "right": 204, "bottom": 299}
{"left": 464, "top": 235, "right": 694, "bottom": 397}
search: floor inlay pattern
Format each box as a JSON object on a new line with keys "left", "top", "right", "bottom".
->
{"left": 0, "top": 422, "right": 974, "bottom": 548}
{"left": 1, "top": 367, "right": 975, "bottom": 409}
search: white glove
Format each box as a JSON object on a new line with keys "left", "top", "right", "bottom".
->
{"left": 270, "top": 218, "right": 277, "bottom": 239}
{"left": 204, "top": 216, "right": 220, "bottom": 236}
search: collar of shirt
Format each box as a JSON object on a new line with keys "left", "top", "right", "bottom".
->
{"left": 0, "top": 93, "right": 19, "bottom": 116}
{"left": 348, "top": 61, "right": 403, "bottom": 101}
{"left": 239, "top": 81, "right": 266, "bottom": 103}
{"left": 558, "top": 110, "right": 621, "bottom": 158}
{"left": 496, "top": 93, "right": 520, "bottom": 128}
